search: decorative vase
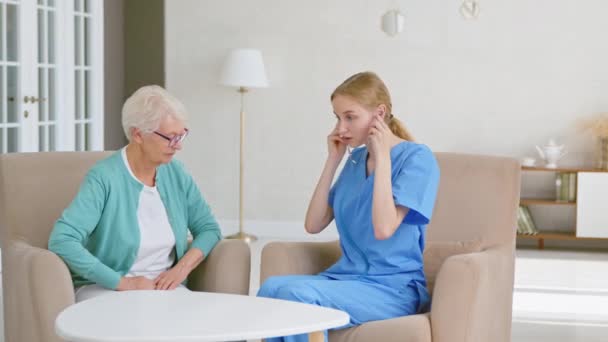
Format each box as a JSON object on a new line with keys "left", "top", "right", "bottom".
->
{"left": 596, "top": 137, "right": 608, "bottom": 170}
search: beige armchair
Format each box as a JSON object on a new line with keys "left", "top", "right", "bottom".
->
{"left": 0, "top": 152, "right": 251, "bottom": 342}
{"left": 260, "top": 153, "right": 520, "bottom": 342}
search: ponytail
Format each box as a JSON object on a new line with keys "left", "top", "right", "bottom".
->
{"left": 387, "top": 115, "right": 414, "bottom": 141}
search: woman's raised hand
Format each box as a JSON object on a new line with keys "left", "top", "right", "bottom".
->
{"left": 367, "top": 115, "right": 392, "bottom": 161}
{"left": 328, "top": 126, "right": 347, "bottom": 161}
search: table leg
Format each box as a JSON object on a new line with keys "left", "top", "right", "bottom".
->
{"left": 309, "top": 330, "right": 324, "bottom": 342}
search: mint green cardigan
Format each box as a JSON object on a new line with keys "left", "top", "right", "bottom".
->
{"left": 48, "top": 151, "right": 222, "bottom": 290}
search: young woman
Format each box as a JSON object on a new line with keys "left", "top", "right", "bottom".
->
{"left": 258, "top": 71, "right": 440, "bottom": 342}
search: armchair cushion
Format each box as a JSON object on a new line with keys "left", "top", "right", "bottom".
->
{"left": 260, "top": 240, "right": 341, "bottom": 280}
{"left": 187, "top": 239, "right": 250, "bottom": 294}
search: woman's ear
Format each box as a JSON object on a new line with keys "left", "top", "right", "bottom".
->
{"left": 131, "top": 127, "right": 144, "bottom": 144}
{"left": 376, "top": 104, "right": 388, "bottom": 119}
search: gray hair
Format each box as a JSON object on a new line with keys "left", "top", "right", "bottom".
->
{"left": 121, "top": 85, "right": 188, "bottom": 141}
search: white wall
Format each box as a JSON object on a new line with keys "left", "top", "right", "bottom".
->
{"left": 165, "top": 0, "right": 608, "bottom": 231}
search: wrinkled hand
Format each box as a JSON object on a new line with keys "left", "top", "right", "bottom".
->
{"left": 116, "top": 276, "right": 156, "bottom": 291}
{"left": 327, "top": 125, "right": 347, "bottom": 160}
{"left": 154, "top": 265, "right": 189, "bottom": 290}
{"left": 367, "top": 115, "right": 392, "bottom": 161}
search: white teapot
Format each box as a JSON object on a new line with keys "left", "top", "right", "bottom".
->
{"left": 535, "top": 139, "right": 567, "bottom": 168}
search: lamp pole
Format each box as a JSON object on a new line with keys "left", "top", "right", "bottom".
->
{"left": 227, "top": 86, "right": 257, "bottom": 243}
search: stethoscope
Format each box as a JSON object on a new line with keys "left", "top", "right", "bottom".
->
{"left": 346, "top": 144, "right": 365, "bottom": 165}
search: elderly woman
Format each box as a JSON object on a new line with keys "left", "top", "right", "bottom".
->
{"left": 49, "top": 85, "right": 221, "bottom": 302}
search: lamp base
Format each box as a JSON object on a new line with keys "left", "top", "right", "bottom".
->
{"left": 226, "top": 231, "right": 258, "bottom": 244}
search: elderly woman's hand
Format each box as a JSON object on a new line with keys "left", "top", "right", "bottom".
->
{"left": 154, "top": 264, "right": 189, "bottom": 290}
{"left": 116, "top": 276, "right": 156, "bottom": 291}
{"left": 154, "top": 248, "right": 204, "bottom": 290}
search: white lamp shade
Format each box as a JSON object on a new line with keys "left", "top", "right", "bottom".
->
{"left": 219, "top": 49, "right": 269, "bottom": 88}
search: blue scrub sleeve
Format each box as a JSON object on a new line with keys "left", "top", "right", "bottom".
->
{"left": 392, "top": 147, "right": 440, "bottom": 225}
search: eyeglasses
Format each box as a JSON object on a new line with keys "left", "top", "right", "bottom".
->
{"left": 153, "top": 128, "right": 189, "bottom": 148}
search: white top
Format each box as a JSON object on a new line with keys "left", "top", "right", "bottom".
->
{"left": 55, "top": 291, "right": 350, "bottom": 342}
{"left": 122, "top": 148, "right": 175, "bottom": 279}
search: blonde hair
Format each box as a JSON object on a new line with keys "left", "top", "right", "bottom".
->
{"left": 331, "top": 71, "right": 414, "bottom": 141}
{"left": 121, "top": 85, "right": 188, "bottom": 141}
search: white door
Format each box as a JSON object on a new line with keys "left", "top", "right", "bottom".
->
{"left": 0, "top": 0, "right": 103, "bottom": 153}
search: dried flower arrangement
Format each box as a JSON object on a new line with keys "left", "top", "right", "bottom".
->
{"left": 580, "top": 113, "right": 608, "bottom": 138}
{"left": 580, "top": 113, "right": 608, "bottom": 169}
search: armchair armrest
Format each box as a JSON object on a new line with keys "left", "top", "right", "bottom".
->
{"left": 188, "top": 239, "right": 251, "bottom": 294}
{"left": 260, "top": 240, "right": 341, "bottom": 283}
{"left": 430, "top": 245, "right": 515, "bottom": 342}
{"left": 3, "top": 240, "right": 74, "bottom": 342}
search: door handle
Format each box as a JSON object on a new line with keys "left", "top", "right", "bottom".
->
{"left": 23, "top": 96, "right": 47, "bottom": 103}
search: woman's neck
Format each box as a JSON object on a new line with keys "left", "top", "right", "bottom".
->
{"left": 125, "top": 144, "right": 157, "bottom": 186}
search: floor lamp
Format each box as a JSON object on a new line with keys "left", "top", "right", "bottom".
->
{"left": 219, "top": 48, "right": 268, "bottom": 243}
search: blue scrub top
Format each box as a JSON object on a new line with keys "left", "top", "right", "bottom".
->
{"left": 321, "top": 141, "right": 440, "bottom": 296}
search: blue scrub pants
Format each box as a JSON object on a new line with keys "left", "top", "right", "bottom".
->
{"left": 257, "top": 274, "right": 419, "bottom": 342}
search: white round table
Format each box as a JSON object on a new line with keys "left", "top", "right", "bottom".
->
{"left": 55, "top": 290, "right": 350, "bottom": 342}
